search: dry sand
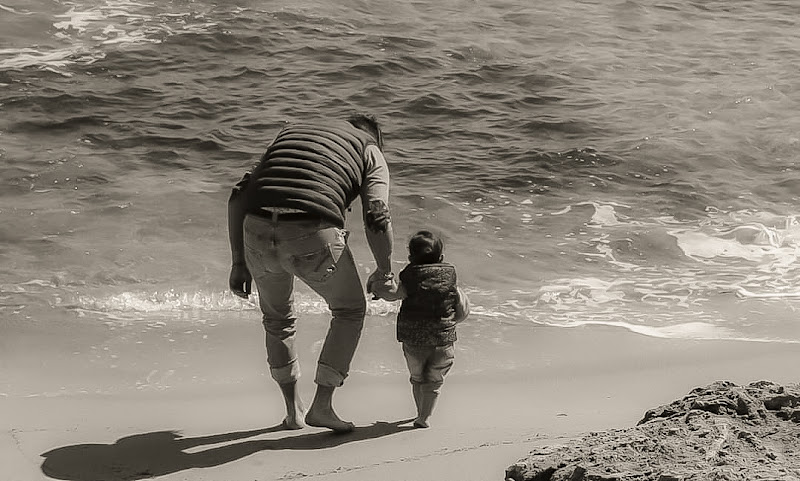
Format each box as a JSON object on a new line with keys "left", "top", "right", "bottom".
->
{"left": 4, "top": 324, "right": 799, "bottom": 481}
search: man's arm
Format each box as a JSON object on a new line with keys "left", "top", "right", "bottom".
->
{"left": 228, "top": 172, "right": 252, "bottom": 298}
{"left": 361, "top": 145, "right": 398, "bottom": 298}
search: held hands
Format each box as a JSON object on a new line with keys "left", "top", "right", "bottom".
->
{"left": 229, "top": 263, "right": 252, "bottom": 298}
{"left": 366, "top": 269, "right": 400, "bottom": 301}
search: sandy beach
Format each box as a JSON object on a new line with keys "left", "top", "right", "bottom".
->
{"left": 3, "top": 0, "right": 800, "bottom": 480}
{"left": 4, "top": 321, "right": 799, "bottom": 481}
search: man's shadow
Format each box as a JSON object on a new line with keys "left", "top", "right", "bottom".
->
{"left": 41, "top": 420, "right": 416, "bottom": 481}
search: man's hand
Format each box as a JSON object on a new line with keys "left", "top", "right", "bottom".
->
{"left": 229, "top": 263, "right": 252, "bottom": 298}
{"left": 366, "top": 270, "right": 400, "bottom": 301}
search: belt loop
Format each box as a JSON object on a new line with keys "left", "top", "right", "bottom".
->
{"left": 271, "top": 210, "right": 278, "bottom": 222}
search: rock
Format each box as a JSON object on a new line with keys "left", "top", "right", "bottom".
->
{"left": 505, "top": 463, "right": 527, "bottom": 481}
{"left": 506, "top": 381, "right": 800, "bottom": 481}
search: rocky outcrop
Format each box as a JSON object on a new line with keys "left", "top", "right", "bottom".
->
{"left": 505, "top": 381, "right": 800, "bottom": 481}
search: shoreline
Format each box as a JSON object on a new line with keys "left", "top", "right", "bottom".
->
{"left": 4, "top": 324, "right": 800, "bottom": 481}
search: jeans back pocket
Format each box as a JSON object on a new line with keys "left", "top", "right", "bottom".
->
{"left": 287, "top": 228, "right": 347, "bottom": 283}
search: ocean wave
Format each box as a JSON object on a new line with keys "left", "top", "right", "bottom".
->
{"left": 6, "top": 272, "right": 797, "bottom": 344}
{"left": 9, "top": 115, "right": 108, "bottom": 133}
{"left": 77, "top": 132, "right": 226, "bottom": 156}
{"left": 69, "top": 289, "right": 400, "bottom": 318}
{"left": 467, "top": 286, "right": 800, "bottom": 344}
{"left": 0, "top": 3, "right": 36, "bottom": 15}
{"left": 557, "top": 320, "right": 799, "bottom": 344}
{"left": 342, "top": 55, "right": 445, "bottom": 78}
{"left": 458, "top": 285, "right": 800, "bottom": 344}
{"left": 519, "top": 118, "right": 591, "bottom": 135}
{"left": 73, "top": 289, "right": 257, "bottom": 313}
{"left": 672, "top": 214, "right": 800, "bottom": 263}
{"left": 0, "top": 0, "right": 220, "bottom": 71}
{"left": 205, "top": 66, "right": 268, "bottom": 82}
{"left": 0, "top": 46, "right": 103, "bottom": 70}
{"left": 162, "top": 30, "right": 272, "bottom": 53}
{"left": 3, "top": 89, "right": 157, "bottom": 119}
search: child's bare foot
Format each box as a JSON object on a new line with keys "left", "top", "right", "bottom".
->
{"left": 413, "top": 418, "right": 430, "bottom": 428}
{"left": 282, "top": 414, "right": 306, "bottom": 430}
{"left": 305, "top": 408, "right": 355, "bottom": 433}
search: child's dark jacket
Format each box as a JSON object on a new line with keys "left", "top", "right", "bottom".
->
{"left": 397, "top": 263, "right": 459, "bottom": 346}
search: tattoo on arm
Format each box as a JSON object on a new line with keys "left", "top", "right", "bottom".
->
{"left": 365, "top": 200, "right": 391, "bottom": 233}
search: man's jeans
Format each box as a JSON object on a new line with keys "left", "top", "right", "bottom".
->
{"left": 243, "top": 214, "right": 366, "bottom": 387}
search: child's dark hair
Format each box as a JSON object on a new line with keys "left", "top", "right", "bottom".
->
{"left": 347, "top": 112, "right": 384, "bottom": 150}
{"left": 408, "top": 230, "right": 443, "bottom": 265}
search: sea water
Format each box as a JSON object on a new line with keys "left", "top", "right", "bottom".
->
{"left": 2, "top": 0, "right": 799, "bottom": 396}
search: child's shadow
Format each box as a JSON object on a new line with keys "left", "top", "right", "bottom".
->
{"left": 41, "top": 419, "right": 416, "bottom": 481}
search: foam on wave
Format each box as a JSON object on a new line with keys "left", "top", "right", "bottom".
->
{"left": 0, "top": 0, "right": 218, "bottom": 71}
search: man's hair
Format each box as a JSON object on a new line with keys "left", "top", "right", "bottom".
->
{"left": 408, "top": 230, "right": 443, "bottom": 265}
{"left": 347, "top": 113, "right": 384, "bottom": 150}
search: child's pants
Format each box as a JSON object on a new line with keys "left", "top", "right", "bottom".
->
{"left": 402, "top": 343, "right": 454, "bottom": 423}
{"left": 402, "top": 343, "right": 455, "bottom": 390}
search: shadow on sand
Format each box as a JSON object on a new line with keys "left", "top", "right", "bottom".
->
{"left": 41, "top": 419, "right": 416, "bottom": 481}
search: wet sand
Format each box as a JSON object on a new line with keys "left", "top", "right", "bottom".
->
{"left": 4, "top": 320, "right": 799, "bottom": 481}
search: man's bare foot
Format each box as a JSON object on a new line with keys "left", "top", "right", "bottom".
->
{"left": 413, "top": 418, "right": 430, "bottom": 428}
{"left": 305, "top": 408, "right": 355, "bottom": 433}
{"left": 278, "top": 382, "right": 305, "bottom": 430}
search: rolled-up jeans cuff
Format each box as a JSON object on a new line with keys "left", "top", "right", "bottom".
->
{"left": 314, "top": 362, "right": 346, "bottom": 387}
{"left": 270, "top": 359, "right": 300, "bottom": 384}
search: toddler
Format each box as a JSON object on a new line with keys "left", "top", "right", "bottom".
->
{"left": 394, "top": 230, "right": 469, "bottom": 428}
